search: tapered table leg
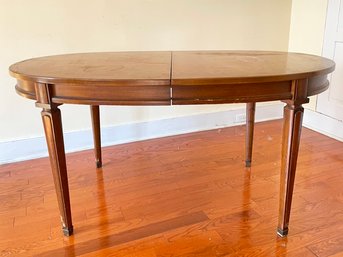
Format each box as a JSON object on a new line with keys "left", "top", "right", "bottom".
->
{"left": 277, "top": 102, "right": 304, "bottom": 237}
{"left": 41, "top": 106, "right": 73, "bottom": 236}
{"left": 90, "top": 105, "right": 102, "bottom": 168}
{"left": 245, "top": 102, "right": 256, "bottom": 167}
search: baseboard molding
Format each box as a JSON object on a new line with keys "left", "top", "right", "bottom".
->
{"left": 0, "top": 103, "right": 284, "bottom": 164}
{"left": 303, "top": 109, "right": 343, "bottom": 142}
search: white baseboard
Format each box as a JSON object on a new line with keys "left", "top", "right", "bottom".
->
{"left": 0, "top": 103, "right": 284, "bottom": 164}
{"left": 303, "top": 109, "right": 343, "bottom": 142}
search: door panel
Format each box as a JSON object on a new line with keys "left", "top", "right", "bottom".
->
{"left": 329, "top": 42, "right": 343, "bottom": 103}
{"left": 317, "top": 0, "right": 343, "bottom": 121}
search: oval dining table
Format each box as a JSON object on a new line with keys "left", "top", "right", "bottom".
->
{"left": 9, "top": 51, "right": 335, "bottom": 237}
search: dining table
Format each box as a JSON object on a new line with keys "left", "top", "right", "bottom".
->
{"left": 9, "top": 50, "right": 335, "bottom": 237}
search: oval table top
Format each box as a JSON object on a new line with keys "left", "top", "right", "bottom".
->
{"left": 10, "top": 51, "right": 335, "bottom": 85}
{"left": 9, "top": 51, "right": 336, "bottom": 106}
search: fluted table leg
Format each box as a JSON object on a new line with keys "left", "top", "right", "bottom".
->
{"left": 277, "top": 101, "right": 304, "bottom": 237}
{"left": 245, "top": 102, "right": 256, "bottom": 167}
{"left": 41, "top": 105, "right": 73, "bottom": 236}
{"left": 90, "top": 105, "right": 102, "bottom": 168}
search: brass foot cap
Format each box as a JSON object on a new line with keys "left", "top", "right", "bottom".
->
{"left": 62, "top": 226, "right": 74, "bottom": 236}
{"left": 96, "top": 160, "right": 102, "bottom": 168}
{"left": 277, "top": 228, "right": 288, "bottom": 237}
{"left": 245, "top": 160, "right": 251, "bottom": 167}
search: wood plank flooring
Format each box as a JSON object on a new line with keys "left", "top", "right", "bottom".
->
{"left": 1, "top": 120, "right": 343, "bottom": 256}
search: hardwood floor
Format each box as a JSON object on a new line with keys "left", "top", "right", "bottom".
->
{"left": 1, "top": 120, "right": 343, "bottom": 256}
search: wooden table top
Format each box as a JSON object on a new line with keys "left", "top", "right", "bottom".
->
{"left": 9, "top": 51, "right": 335, "bottom": 106}
{"left": 172, "top": 51, "right": 335, "bottom": 84}
{"left": 10, "top": 51, "right": 335, "bottom": 85}
{"left": 9, "top": 52, "right": 171, "bottom": 85}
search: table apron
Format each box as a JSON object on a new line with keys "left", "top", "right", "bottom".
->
{"left": 14, "top": 75, "right": 329, "bottom": 106}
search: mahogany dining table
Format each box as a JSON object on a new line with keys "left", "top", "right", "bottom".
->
{"left": 9, "top": 51, "right": 335, "bottom": 237}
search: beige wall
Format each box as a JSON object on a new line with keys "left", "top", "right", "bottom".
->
{"left": 288, "top": 0, "right": 329, "bottom": 110}
{"left": 0, "top": 0, "right": 292, "bottom": 142}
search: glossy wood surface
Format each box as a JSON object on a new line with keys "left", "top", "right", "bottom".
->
{"left": 1, "top": 120, "right": 343, "bottom": 256}
{"left": 10, "top": 52, "right": 171, "bottom": 84}
{"left": 10, "top": 51, "right": 335, "bottom": 105}
{"left": 10, "top": 51, "right": 334, "bottom": 85}
{"left": 171, "top": 51, "right": 335, "bottom": 84}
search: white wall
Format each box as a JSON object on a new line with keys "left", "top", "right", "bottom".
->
{"left": 0, "top": 0, "right": 292, "bottom": 144}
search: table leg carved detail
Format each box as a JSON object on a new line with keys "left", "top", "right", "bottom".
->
{"left": 35, "top": 82, "right": 73, "bottom": 236}
{"left": 90, "top": 105, "right": 102, "bottom": 168}
{"left": 277, "top": 102, "right": 304, "bottom": 236}
{"left": 245, "top": 102, "right": 256, "bottom": 167}
{"left": 41, "top": 106, "right": 73, "bottom": 236}
{"left": 277, "top": 79, "right": 308, "bottom": 237}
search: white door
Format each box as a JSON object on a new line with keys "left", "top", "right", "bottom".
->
{"left": 317, "top": 0, "right": 343, "bottom": 121}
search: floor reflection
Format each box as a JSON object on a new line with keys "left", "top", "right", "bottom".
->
{"left": 61, "top": 168, "right": 110, "bottom": 257}
{"left": 95, "top": 168, "right": 110, "bottom": 248}
{"left": 240, "top": 168, "right": 252, "bottom": 246}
